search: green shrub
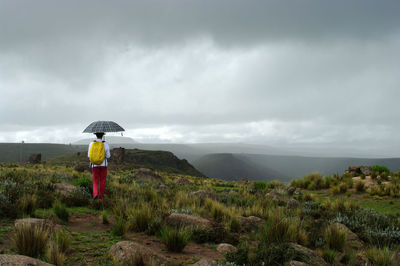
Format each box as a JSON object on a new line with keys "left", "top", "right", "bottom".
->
{"left": 253, "top": 181, "right": 267, "bottom": 192}
{"left": 53, "top": 200, "right": 69, "bottom": 222}
{"left": 127, "top": 205, "right": 153, "bottom": 232}
{"left": 160, "top": 226, "right": 191, "bottom": 252}
{"left": 13, "top": 223, "right": 49, "bottom": 258}
{"left": 371, "top": 165, "right": 390, "bottom": 175}
{"left": 366, "top": 247, "right": 394, "bottom": 266}
{"left": 331, "top": 186, "right": 340, "bottom": 195}
{"left": 225, "top": 241, "right": 250, "bottom": 265}
{"left": 324, "top": 223, "right": 346, "bottom": 251}
{"left": 72, "top": 177, "right": 92, "bottom": 195}
{"left": 355, "top": 181, "right": 365, "bottom": 192}
{"left": 112, "top": 216, "right": 127, "bottom": 236}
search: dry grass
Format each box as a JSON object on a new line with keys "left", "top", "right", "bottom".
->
{"left": 13, "top": 222, "right": 49, "bottom": 257}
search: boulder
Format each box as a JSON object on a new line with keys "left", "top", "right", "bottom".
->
{"left": 110, "top": 241, "right": 169, "bottom": 265}
{"left": 0, "top": 254, "right": 53, "bottom": 265}
{"left": 14, "top": 218, "right": 57, "bottom": 233}
{"left": 28, "top": 153, "right": 41, "bottom": 164}
{"left": 134, "top": 168, "right": 163, "bottom": 183}
{"left": 54, "top": 183, "right": 78, "bottom": 195}
{"left": 166, "top": 213, "right": 212, "bottom": 228}
{"left": 190, "top": 190, "right": 215, "bottom": 200}
{"left": 287, "top": 198, "right": 300, "bottom": 209}
{"left": 289, "top": 261, "right": 308, "bottom": 266}
{"left": 113, "top": 148, "right": 125, "bottom": 164}
{"left": 289, "top": 243, "right": 327, "bottom": 266}
{"left": 216, "top": 243, "right": 237, "bottom": 255}
{"left": 236, "top": 216, "right": 264, "bottom": 231}
{"left": 175, "top": 178, "right": 191, "bottom": 185}
{"left": 192, "top": 258, "right": 217, "bottom": 266}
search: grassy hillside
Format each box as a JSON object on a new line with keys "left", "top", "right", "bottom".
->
{"left": 49, "top": 148, "right": 205, "bottom": 177}
{"left": 1, "top": 162, "right": 400, "bottom": 265}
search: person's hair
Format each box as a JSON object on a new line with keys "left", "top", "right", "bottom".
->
{"left": 95, "top": 132, "right": 104, "bottom": 139}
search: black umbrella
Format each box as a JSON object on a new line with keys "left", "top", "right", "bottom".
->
{"left": 82, "top": 121, "right": 125, "bottom": 133}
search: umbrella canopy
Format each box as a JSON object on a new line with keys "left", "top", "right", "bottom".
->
{"left": 82, "top": 121, "right": 125, "bottom": 133}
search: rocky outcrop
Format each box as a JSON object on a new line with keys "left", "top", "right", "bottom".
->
{"left": 54, "top": 183, "right": 78, "bottom": 195}
{"left": 166, "top": 213, "right": 212, "bottom": 228}
{"left": 289, "top": 243, "right": 327, "bottom": 266}
{"left": 175, "top": 178, "right": 191, "bottom": 185}
{"left": 113, "top": 148, "right": 125, "bottom": 164}
{"left": 192, "top": 258, "right": 217, "bottom": 266}
{"left": 216, "top": 243, "right": 237, "bottom": 255}
{"left": 190, "top": 190, "right": 216, "bottom": 200}
{"left": 287, "top": 187, "right": 296, "bottom": 196}
{"left": 134, "top": 168, "right": 163, "bottom": 183}
{"left": 0, "top": 254, "right": 53, "bottom": 265}
{"left": 360, "top": 166, "right": 372, "bottom": 176}
{"left": 110, "top": 241, "right": 169, "bottom": 265}
{"left": 28, "top": 153, "right": 41, "bottom": 164}
{"left": 14, "top": 218, "right": 57, "bottom": 233}
{"left": 236, "top": 216, "right": 264, "bottom": 231}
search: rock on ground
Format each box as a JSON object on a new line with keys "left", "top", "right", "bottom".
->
{"left": 0, "top": 254, "right": 53, "bottom": 266}
{"left": 54, "top": 183, "right": 78, "bottom": 195}
{"left": 289, "top": 261, "right": 308, "bottom": 266}
{"left": 110, "top": 241, "right": 169, "bottom": 265}
{"left": 236, "top": 216, "right": 264, "bottom": 231}
{"left": 14, "top": 218, "right": 57, "bottom": 233}
{"left": 289, "top": 243, "right": 327, "bottom": 266}
{"left": 192, "top": 258, "right": 218, "bottom": 266}
{"left": 190, "top": 190, "right": 216, "bottom": 200}
{"left": 216, "top": 243, "right": 237, "bottom": 255}
{"left": 134, "top": 168, "right": 164, "bottom": 183}
{"left": 166, "top": 213, "right": 212, "bottom": 229}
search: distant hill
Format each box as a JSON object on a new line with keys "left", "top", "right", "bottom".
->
{"left": 49, "top": 149, "right": 205, "bottom": 177}
{"left": 73, "top": 136, "right": 138, "bottom": 145}
{"left": 193, "top": 153, "right": 288, "bottom": 182}
{"left": 193, "top": 153, "right": 400, "bottom": 183}
{"left": 0, "top": 143, "right": 85, "bottom": 162}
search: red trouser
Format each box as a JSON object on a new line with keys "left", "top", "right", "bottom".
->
{"left": 92, "top": 166, "right": 107, "bottom": 199}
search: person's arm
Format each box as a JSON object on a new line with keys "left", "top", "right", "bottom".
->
{"left": 105, "top": 143, "right": 111, "bottom": 159}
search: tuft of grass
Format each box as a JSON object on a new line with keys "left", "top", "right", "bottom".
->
{"left": 53, "top": 200, "right": 69, "bottom": 222}
{"left": 112, "top": 216, "right": 127, "bottom": 236}
{"left": 322, "top": 248, "right": 336, "bottom": 264}
{"left": 54, "top": 230, "right": 71, "bottom": 253}
{"left": 101, "top": 212, "right": 109, "bottom": 225}
{"left": 355, "top": 181, "right": 365, "bottom": 192}
{"left": 365, "top": 247, "right": 394, "bottom": 266}
{"left": 324, "top": 223, "right": 347, "bottom": 252}
{"left": 13, "top": 223, "right": 49, "bottom": 258}
{"left": 160, "top": 226, "right": 191, "bottom": 252}
{"left": 46, "top": 241, "right": 66, "bottom": 266}
{"left": 127, "top": 205, "right": 153, "bottom": 232}
{"left": 18, "top": 193, "right": 37, "bottom": 216}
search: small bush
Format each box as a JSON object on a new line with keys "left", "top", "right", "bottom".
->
{"left": 371, "top": 165, "right": 390, "bottom": 175}
{"left": 53, "top": 200, "right": 69, "bottom": 222}
{"left": 324, "top": 223, "right": 347, "bottom": 251}
{"left": 13, "top": 223, "right": 49, "bottom": 258}
{"left": 355, "top": 181, "right": 365, "bottom": 192}
{"left": 366, "top": 247, "right": 394, "bottom": 266}
{"left": 339, "top": 183, "right": 348, "bottom": 193}
{"left": 330, "top": 186, "right": 340, "bottom": 195}
{"left": 225, "top": 241, "right": 250, "bottom": 265}
{"left": 160, "top": 226, "right": 191, "bottom": 252}
{"left": 112, "top": 216, "right": 127, "bottom": 236}
{"left": 147, "top": 217, "right": 163, "bottom": 236}
{"left": 127, "top": 205, "right": 153, "bottom": 232}
{"left": 72, "top": 177, "right": 92, "bottom": 194}
{"left": 253, "top": 181, "right": 267, "bottom": 192}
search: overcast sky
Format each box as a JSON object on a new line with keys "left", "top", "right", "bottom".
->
{"left": 1, "top": 0, "right": 400, "bottom": 156}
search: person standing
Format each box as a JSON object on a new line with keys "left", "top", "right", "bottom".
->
{"left": 88, "top": 132, "right": 111, "bottom": 200}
